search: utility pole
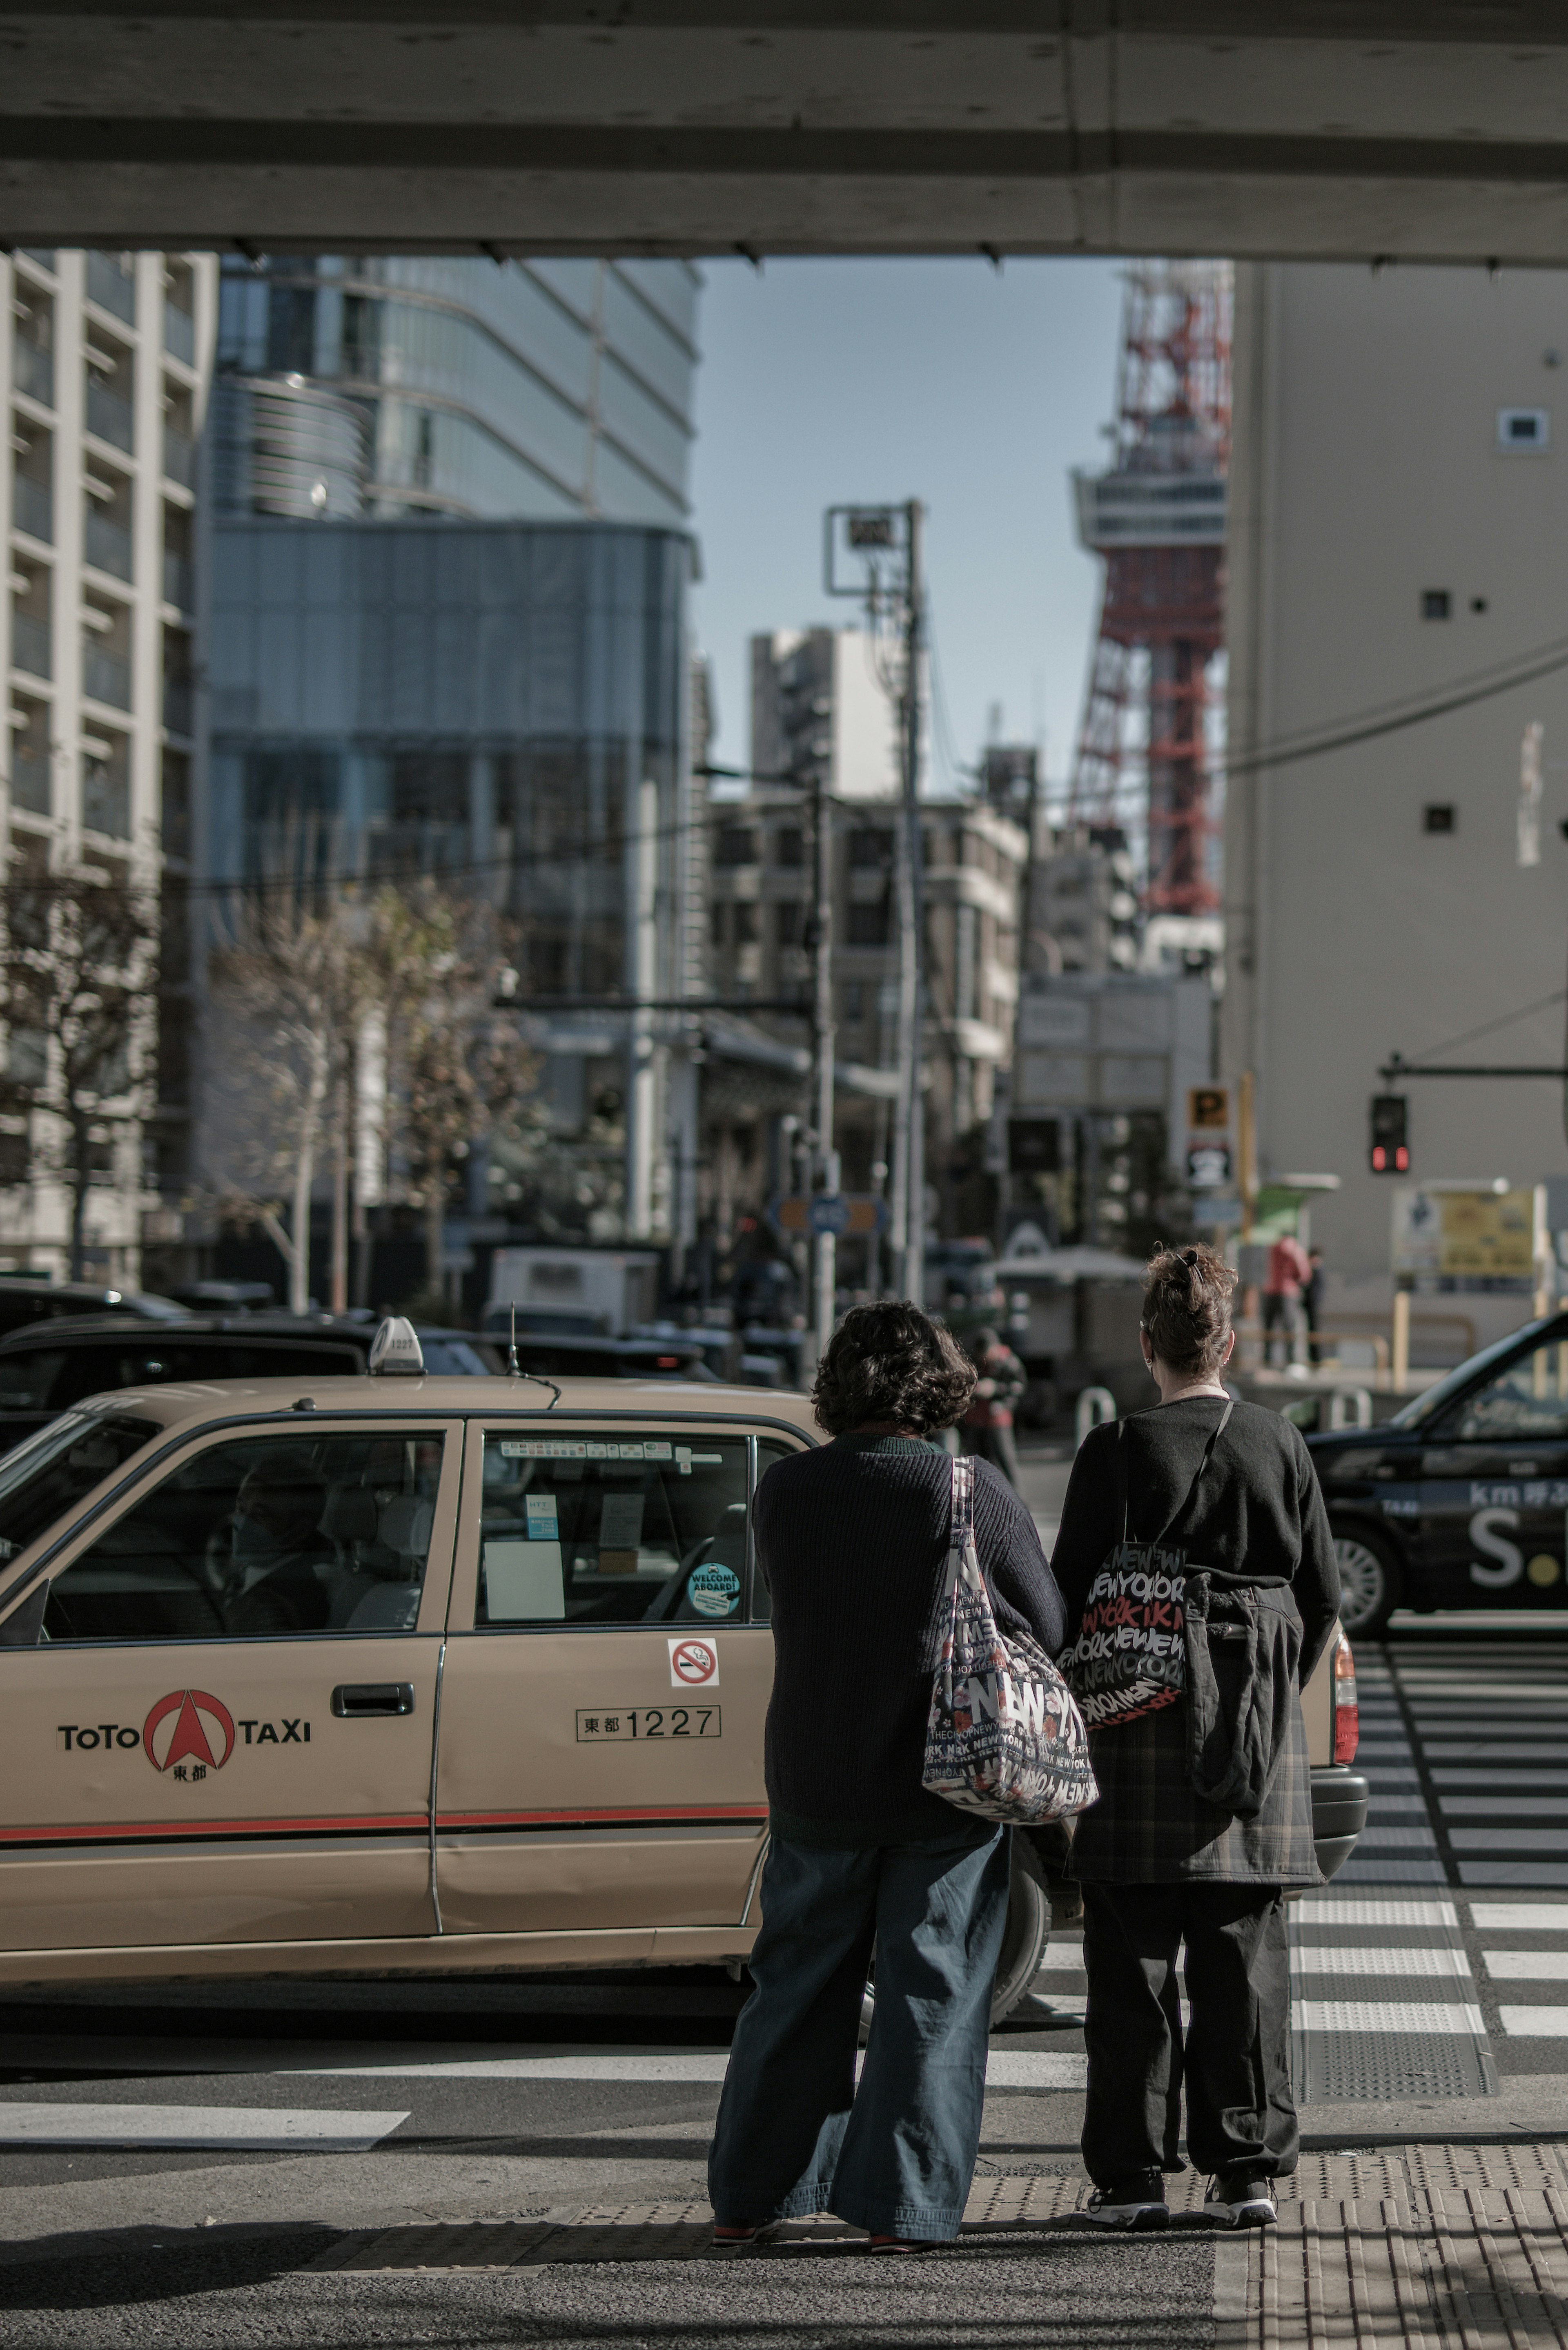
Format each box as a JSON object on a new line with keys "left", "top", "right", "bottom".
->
{"left": 810, "top": 760, "right": 837, "bottom": 1353}
{"left": 893, "top": 498, "right": 926, "bottom": 1306}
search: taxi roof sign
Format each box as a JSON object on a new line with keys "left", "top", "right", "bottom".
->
{"left": 367, "top": 1316, "right": 425, "bottom": 1376}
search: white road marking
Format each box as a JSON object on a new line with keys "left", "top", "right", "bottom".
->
{"left": 0, "top": 2104, "right": 407, "bottom": 2150}
{"left": 1482, "top": 1951, "right": 1568, "bottom": 1980}
{"left": 1290, "top": 2002, "right": 1486, "bottom": 2036}
{"left": 1290, "top": 1944, "right": 1473, "bottom": 1980}
{"left": 1470, "top": 1903, "right": 1568, "bottom": 1931}
{"left": 1499, "top": 2007, "right": 1568, "bottom": 2036}
{"left": 1033, "top": 1944, "right": 1088, "bottom": 1972}
{"left": 1451, "top": 1830, "right": 1568, "bottom": 1851}
{"left": 282, "top": 2050, "right": 1089, "bottom": 2089}
{"left": 1440, "top": 1797, "right": 1568, "bottom": 1817}
{"left": 1428, "top": 1747, "right": 1568, "bottom": 1764}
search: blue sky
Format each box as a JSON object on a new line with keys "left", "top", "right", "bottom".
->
{"left": 686, "top": 256, "right": 1127, "bottom": 796}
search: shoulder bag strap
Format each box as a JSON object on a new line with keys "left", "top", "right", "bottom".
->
{"left": 1116, "top": 1420, "right": 1130, "bottom": 1546}
{"left": 1147, "top": 1395, "right": 1234, "bottom": 1550}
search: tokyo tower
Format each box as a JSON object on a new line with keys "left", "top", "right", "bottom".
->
{"left": 1069, "top": 262, "right": 1232, "bottom": 921}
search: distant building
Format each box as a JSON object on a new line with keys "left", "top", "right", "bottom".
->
{"left": 1028, "top": 824, "right": 1142, "bottom": 976}
{"left": 212, "top": 255, "right": 698, "bottom": 528}
{"left": 703, "top": 791, "right": 1026, "bottom": 1253}
{"left": 0, "top": 246, "right": 218, "bottom": 1281}
{"left": 190, "top": 257, "right": 704, "bottom": 1289}
{"left": 749, "top": 628, "right": 906, "bottom": 800}
{"left": 1224, "top": 261, "right": 1568, "bottom": 1338}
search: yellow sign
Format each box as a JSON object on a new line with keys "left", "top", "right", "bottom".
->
{"left": 1392, "top": 1186, "right": 1537, "bottom": 1280}
{"left": 1188, "top": 1086, "right": 1230, "bottom": 1131}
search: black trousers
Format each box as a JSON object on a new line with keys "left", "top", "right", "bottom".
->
{"left": 1080, "top": 1881, "right": 1297, "bottom": 2185}
{"left": 960, "top": 1424, "right": 1020, "bottom": 1488}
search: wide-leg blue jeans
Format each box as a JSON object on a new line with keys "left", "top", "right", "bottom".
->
{"left": 707, "top": 1824, "right": 1010, "bottom": 2240}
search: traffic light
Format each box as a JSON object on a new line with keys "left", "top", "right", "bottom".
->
{"left": 1370, "top": 1094, "right": 1409, "bottom": 1175}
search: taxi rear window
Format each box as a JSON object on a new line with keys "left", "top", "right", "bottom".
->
{"left": 475, "top": 1433, "right": 751, "bottom": 1628}
{"left": 0, "top": 1410, "right": 160, "bottom": 1566}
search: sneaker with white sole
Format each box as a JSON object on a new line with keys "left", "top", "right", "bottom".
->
{"left": 1083, "top": 2170, "right": 1170, "bottom": 2231}
{"left": 1203, "top": 2174, "right": 1277, "bottom": 2228}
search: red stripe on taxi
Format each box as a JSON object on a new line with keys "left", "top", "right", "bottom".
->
{"left": 0, "top": 1813, "right": 430, "bottom": 1845}
{"left": 436, "top": 1806, "right": 771, "bottom": 1829}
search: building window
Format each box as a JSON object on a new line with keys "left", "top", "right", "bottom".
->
{"left": 83, "top": 730, "right": 131, "bottom": 838}
{"left": 775, "top": 900, "right": 802, "bottom": 948}
{"left": 1423, "top": 804, "right": 1456, "bottom": 834}
{"left": 847, "top": 899, "right": 890, "bottom": 948}
{"left": 849, "top": 827, "right": 894, "bottom": 868}
{"left": 841, "top": 982, "right": 864, "bottom": 1021}
{"left": 1421, "top": 589, "right": 1451, "bottom": 620}
{"left": 714, "top": 825, "right": 758, "bottom": 868}
{"left": 710, "top": 901, "right": 727, "bottom": 948}
{"left": 733, "top": 902, "right": 759, "bottom": 946}
{"left": 775, "top": 827, "right": 804, "bottom": 868}
{"left": 1497, "top": 407, "right": 1550, "bottom": 453}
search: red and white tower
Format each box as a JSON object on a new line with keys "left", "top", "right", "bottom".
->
{"left": 1069, "top": 262, "right": 1232, "bottom": 922}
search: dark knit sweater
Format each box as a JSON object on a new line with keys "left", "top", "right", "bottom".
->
{"left": 1050, "top": 1395, "right": 1341, "bottom": 1683}
{"left": 753, "top": 1432, "right": 1068, "bottom": 1846}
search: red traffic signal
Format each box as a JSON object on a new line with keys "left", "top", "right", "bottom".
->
{"left": 1370, "top": 1094, "right": 1409, "bottom": 1175}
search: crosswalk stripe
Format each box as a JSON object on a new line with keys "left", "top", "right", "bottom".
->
{"left": 1468, "top": 1902, "right": 1568, "bottom": 1930}
{"left": 1296, "top": 1898, "right": 1457, "bottom": 1927}
{"left": 1440, "top": 1797, "right": 1568, "bottom": 1817}
{"left": 1481, "top": 1951, "right": 1568, "bottom": 1980}
{"left": 1451, "top": 1829, "right": 1568, "bottom": 1850}
{"left": 0, "top": 2104, "right": 408, "bottom": 2149}
{"left": 1498, "top": 2007, "right": 1568, "bottom": 2036}
{"left": 282, "top": 2051, "right": 1088, "bottom": 2089}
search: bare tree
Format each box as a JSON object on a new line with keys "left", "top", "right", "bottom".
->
{"left": 370, "top": 887, "right": 543, "bottom": 1296}
{"left": 0, "top": 865, "right": 160, "bottom": 1281}
{"left": 204, "top": 892, "right": 370, "bottom": 1313}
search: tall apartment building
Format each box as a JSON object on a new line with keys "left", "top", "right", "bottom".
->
{"left": 749, "top": 628, "right": 906, "bottom": 799}
{"left": 704, "top": 792, "right": 1026, "bottom": 1251}
{"left": 199, "top": 256, "right": 703, "bottom": 1273}
{"left": 1224, "top": 262, "right": 1568, "bottom": 1336}
{"left": 1, "top": 247, "right": 217, "bottom": 1281}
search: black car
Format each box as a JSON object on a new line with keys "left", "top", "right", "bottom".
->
{"left": 1306, "top": 1308, "right": 1568, "bottom": 1634}
{"left": 0, "top": 1278, "right": 189, "bottom": 1341}
{"left": 0, "top": 1313, "right": 501, "bottom": 1451}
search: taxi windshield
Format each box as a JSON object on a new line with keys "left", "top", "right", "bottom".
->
{"left": 0, "top": 1408, "right": 160, "bottom": 1568}
{"left": 1387, "top": 1320, "right": 1566, "bottom": 1431}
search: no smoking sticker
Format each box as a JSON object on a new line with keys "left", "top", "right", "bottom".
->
{"left": 668, "top": 1636, "right": 719, "bottom": 1689}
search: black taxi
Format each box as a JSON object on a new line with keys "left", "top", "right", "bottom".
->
{"left": 1306, "top": 1310, "right": 1568, "bottom": 1634}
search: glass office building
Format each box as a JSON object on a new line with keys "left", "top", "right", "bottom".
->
{"left": 212, "top": 256, "right": 698, "bottom": 527}
{"left": 204, "top": 517, "right": 695, "bottom": 1248}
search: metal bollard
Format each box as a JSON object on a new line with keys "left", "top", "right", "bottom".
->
{"left": 1075, "top": 1385, "right": 1117, "bottom": 1449}
{"left": 1327, "top": 1386, "right": 1373, "bottom": 1430}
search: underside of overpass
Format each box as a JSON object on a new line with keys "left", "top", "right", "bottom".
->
{"left": 9, "top": 5, "right": 1568, "bottom": 262}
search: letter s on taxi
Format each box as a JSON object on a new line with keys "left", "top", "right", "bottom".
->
{"left": 1469, "top": 1505, "right": 1525, "bottom": 1589}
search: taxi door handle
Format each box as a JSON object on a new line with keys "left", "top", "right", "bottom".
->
{"left": 331, "top": 1682, "right": 416, "bottom": 1719}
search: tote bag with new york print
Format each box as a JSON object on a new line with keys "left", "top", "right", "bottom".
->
{"left": 922, "top": 1455, "right": 1098, "bottom": 1826}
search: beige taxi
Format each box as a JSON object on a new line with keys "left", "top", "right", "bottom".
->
{"left": 0, "top": 1358, "right": 1363, "bottom": 1993}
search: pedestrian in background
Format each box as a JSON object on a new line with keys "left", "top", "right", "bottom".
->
{"left": 960, "top": 1325, "right": 1027, "bottom": 1488}
{"left": 1051, "top": 1245, "right": 1339, "bottom": 2231}
{"left": 1303, "top": 1246, "right": 1326, "bottom": 1366}
{"left": 1261, "top": 1232, "right": 1312, "bottom": 1367}
{"left": 708, "top": 1300, "right": 1065, "bottom": 2252}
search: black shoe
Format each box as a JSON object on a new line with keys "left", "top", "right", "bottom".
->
{"left": 1203, "top": 2174, "right": 1276, "bottom": 2228}
{"left": 1083, "top": 2169, "right": 1170, "bottom": 2231}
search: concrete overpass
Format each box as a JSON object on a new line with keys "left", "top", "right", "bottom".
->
{"left": 8, "top": 6, "right": 1568, "bottom": 261}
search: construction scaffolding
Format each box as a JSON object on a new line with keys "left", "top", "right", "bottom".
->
{"left": 1069, "top": 262, "right": 1232, "bottom": 921}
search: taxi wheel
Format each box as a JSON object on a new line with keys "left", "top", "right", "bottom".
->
{"left": 1334, "top": 1529, "right": 1403, "bottom": 1638}
{"left": 855, "top": 1839, "right": 1051, "bottom": 2045}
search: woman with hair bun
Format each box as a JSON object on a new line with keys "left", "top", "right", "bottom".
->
{"left": 1050, "top": 1243, "right": 1339, "bottom": 2234}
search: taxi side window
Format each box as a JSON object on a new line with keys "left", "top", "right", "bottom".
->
{"left": 475, "top": 1434, "right": 751, "bottom": 1628}
{"left": 747, "top": 1440, "right": 801, "bottom": 1625}
{"left": 1450, "top": 1342, "right": 1568, "bottom": 1440}
{"left": 43, "top": 1430, "right": 448, "bottom": 1645}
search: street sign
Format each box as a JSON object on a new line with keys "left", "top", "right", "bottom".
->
{"left": 771, "top": 1194, "right": 886, "bottom": 1237}
{"left": 1189, "top": 1086, "right": 1230, "bottom": 1130}
{"left": 1186, "top": 1142, "right": 1232, "bottom": 1190}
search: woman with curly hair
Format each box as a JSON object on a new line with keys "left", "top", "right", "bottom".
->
{"left": 707, "top": 1299, "right": 1066, "bottom": 2252}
